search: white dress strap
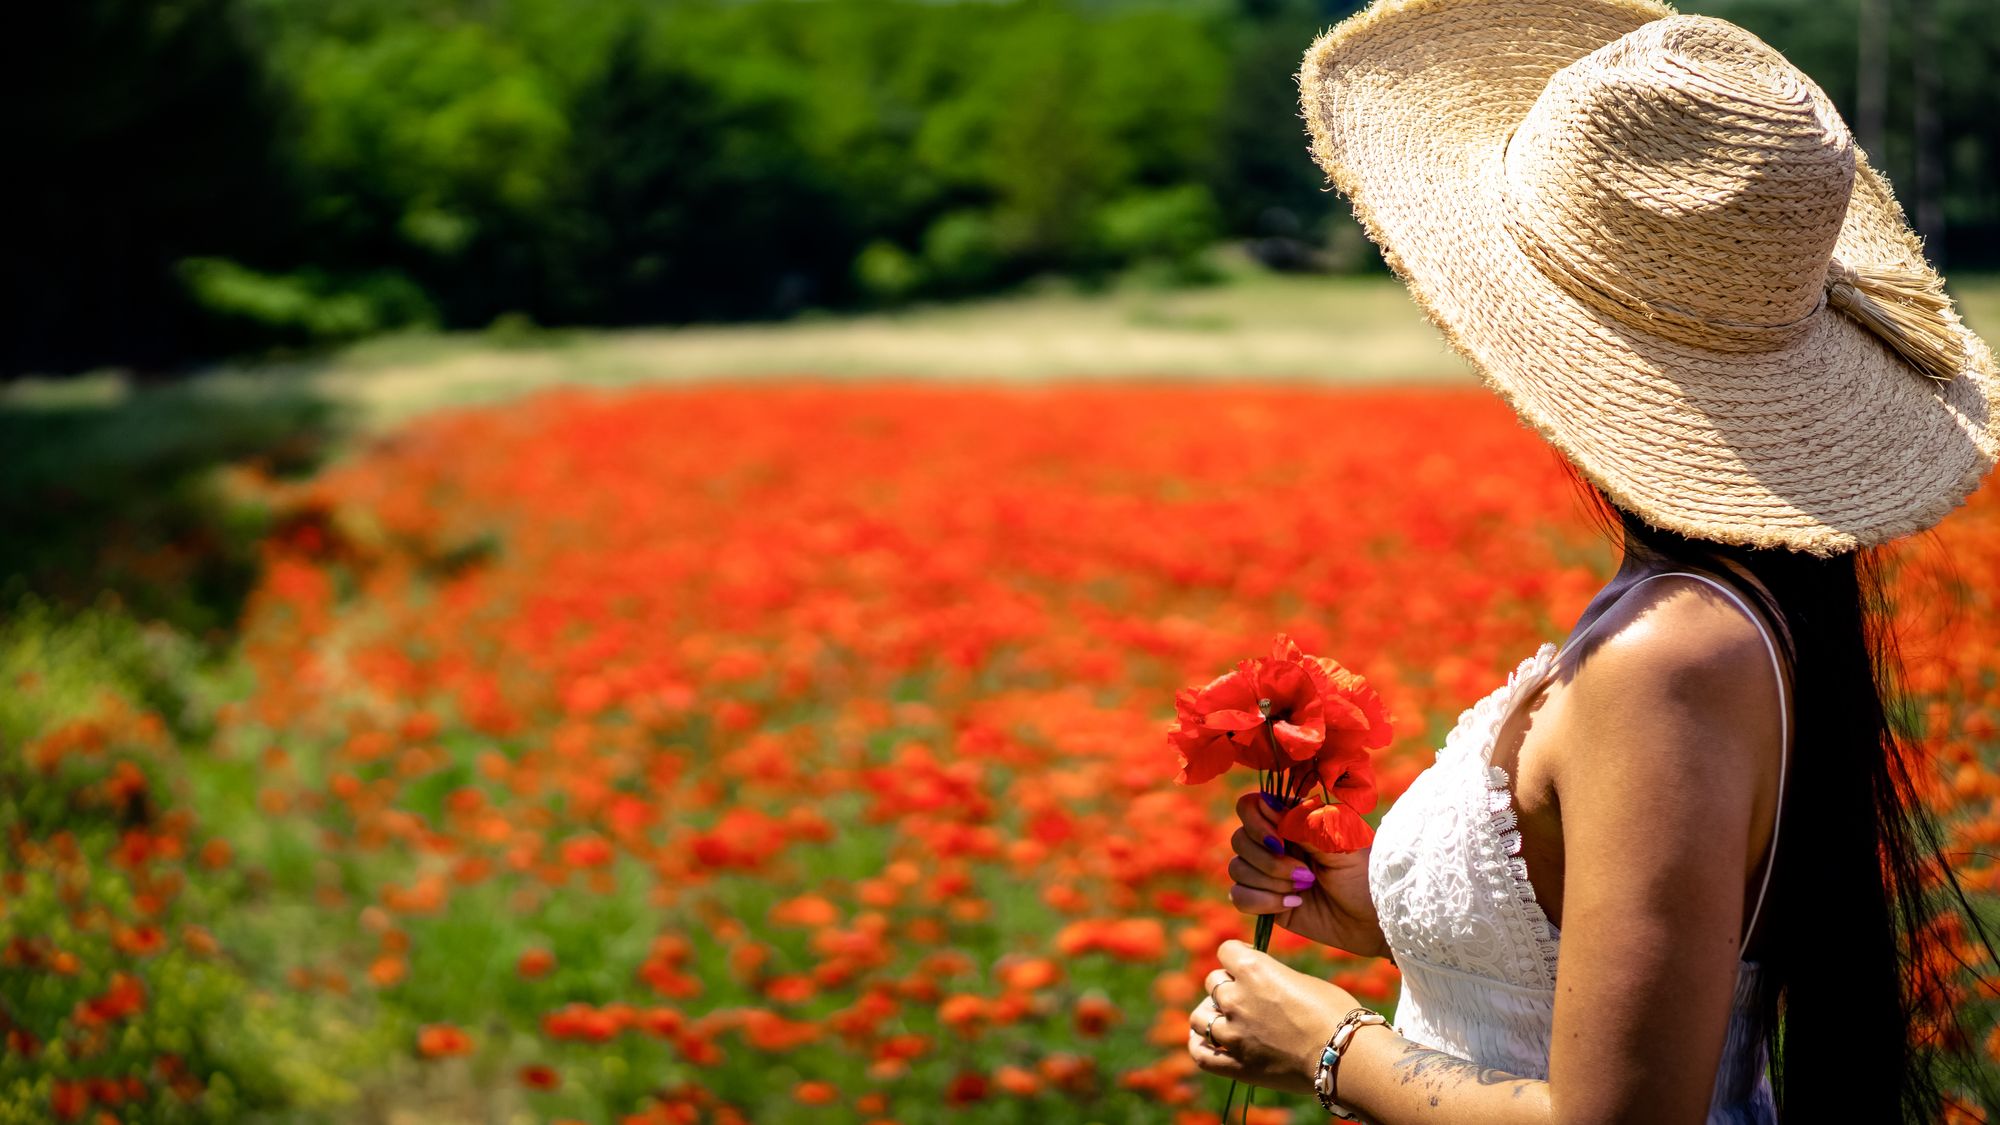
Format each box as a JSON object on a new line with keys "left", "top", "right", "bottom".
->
{"left": 1547, "top": 570, "right": 1792, "bottom": 950}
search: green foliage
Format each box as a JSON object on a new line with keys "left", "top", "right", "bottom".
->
{"left": 289, "top": 20, "right": 570, "bottom": 241}
{"left": 177, "top": 259, "right": 436, "bottom": 344}
{"left": 0, "top": 605, "right": 391, "bottom": 1123}
{"left": 0, "top": 376, "right": 340, "bottom": 638}
{"left": 9, "top": 0, "right": 297, "bottom": 374}
{"left": 854, "top": 241, "right": 924, "bottom": 303}
{"left": 1096, "top": 186, "right": 1226, "bottom": 276}
{"left": 11, "top": 0, "right": 1296, "bottom": 373}
{"left": 15, "top": 0, "right": 2000, "bottom": 374}
{"left": 921, "top": 211, "right": 1015, "bottom": 294}
{"left": 550, "top": 28, "right": 852, "bottom": 322}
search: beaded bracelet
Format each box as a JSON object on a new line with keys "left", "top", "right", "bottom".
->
{"left": 1312, "top": 1006, "right": 1387, "bottom": 1121}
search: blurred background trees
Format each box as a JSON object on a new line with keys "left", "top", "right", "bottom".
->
{"left": 9, "top": 0, "right": 1997, "bottom": 376}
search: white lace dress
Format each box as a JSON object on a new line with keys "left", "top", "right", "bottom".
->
{"left": 1368, "top": 630, "right": 1782, "bottom": 1124}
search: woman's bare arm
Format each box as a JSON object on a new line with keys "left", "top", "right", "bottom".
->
{"left": 1331, "top": 581, "right": 1782, "bottom": 1122}
{"left": 1334, "top": 1025, "right": 1551, "bottom": 1120}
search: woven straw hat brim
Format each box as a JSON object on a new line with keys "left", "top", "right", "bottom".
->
{"left": 1300, "top": 0, "right": 2000, "bottom": 555}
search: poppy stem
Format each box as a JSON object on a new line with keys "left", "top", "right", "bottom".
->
{"left": 1259, "top": 722, "right": 1292, "bottom": 804}
{"left": 1256, "top": 712, "right": 1288, "bottom": 776}
{"left": 1233, "top": 722, "right": 1291, "bottom": 1124}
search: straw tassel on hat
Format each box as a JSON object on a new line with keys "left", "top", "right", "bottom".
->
{"left": 1823, "top": 260, "right": 1962, "bottom": 385}
{"left": 1298, "top": 0, "right": 2000, "bottom": 555}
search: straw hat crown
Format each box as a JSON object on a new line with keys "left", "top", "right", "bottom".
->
{"left": 1501, "top": 17, "right": 1855, "bottom": 353}
{"left": 1300, "top": 0, "right": 1999, "bottom": 555}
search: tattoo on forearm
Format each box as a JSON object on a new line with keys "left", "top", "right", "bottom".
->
{"left": 1390, "top": 1044, "right": 1534, "bottom": 1099}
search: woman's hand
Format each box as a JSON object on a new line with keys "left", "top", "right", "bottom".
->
{"left": 1228, "top": 791, "right": 1389, "bottom": 958}
{"left": 1186, "top": 939, "right": 1361, "bottom": 1096}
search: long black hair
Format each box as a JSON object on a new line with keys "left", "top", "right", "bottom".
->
{"left": 1561, "top": 463, "right": 1997, "bottom": 1121}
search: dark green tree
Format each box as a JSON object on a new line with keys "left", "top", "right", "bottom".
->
{"left": 554, "top": 31, "right": 857, "bottom": 323}
{"left": 6, "top": 0, "right": 298, "bottom": 374}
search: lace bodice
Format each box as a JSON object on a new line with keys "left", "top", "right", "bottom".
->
{"left": 1369, "top": 630, "right": 1780, "bottom": 1123}
{"left": 1371, "top": 644, "right": 1567, "bottom": 995}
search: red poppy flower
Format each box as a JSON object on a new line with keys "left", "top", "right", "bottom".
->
{"left": 1310, "top": 745, "right": 1381, "bottom": 817}
{"left": 416, "top": 1023, "right": 474, "bottom": 1058}
{"left": 793, "top": 1080, "right": 838, "bottom": 1105}
{"left": 1169, "top": 662, "right": 1306, "bottom": 782}
{"left": 1279, "top": 795, "right": 1375, "bottom": 854}
{"left": 1300, "top": 647, "right": 1395, "bottom": 758}
{"left": 1169, "top": 635, "right": 1394, "bottom": 787}
{"left": 1168, "top": 686, "right": 1233, "bottom": 785}
{"left": 944, "top": 1071, "right": 989, "bottom": 1105}
{"left": 1073, "top": 993, "right": 1121, "bottom": 1037}
{"left": 994, "top": 1065, "right": 1043, "bottom": 1097}
{"left": 1207, "top": 659, "right": 1317, "bottom": 761}
{"left": 519, "top": 1064, "right": 561, "bottom": 1091}
{"left": 516, "top": 948, "right": 556, "bottom": 980}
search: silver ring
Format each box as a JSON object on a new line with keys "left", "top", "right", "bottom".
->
{"left": 1204, "top": 1012, "right": 1222, "bottom": 1046}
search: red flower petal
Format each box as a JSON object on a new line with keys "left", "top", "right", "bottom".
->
{"left": 1202, "top": 709, "right": 1265, "bottom": 732}
{"left": 1320, "top": 692, "right": 1369, "bottom": 732}
{"left": 1278, "top": 796, "right": 1375, "bottom": 854}
{"left": 1270, "top": 720, "right": 1323, "bottom": 760}
{"left": 1321, "top": 749, "right": 1380, "bottom": 815}
{"left": 1197, "top": 667, "right": 1260, "bottom": 715}
{"left": 1315, "top": 658, "right": 1394, "bottom": 750}
{"left": 1257, "top": 661, "right": 1313, "bottom": 717}
{"left": 1170, "top": 726, "right": 1235, "bottom": 786}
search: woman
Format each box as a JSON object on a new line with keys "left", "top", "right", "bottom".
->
{"left": 1185, "top": 1, "right": 2000, "bottom": 1121}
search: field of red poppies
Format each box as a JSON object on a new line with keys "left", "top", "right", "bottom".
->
{"left": 7, "top": 381, "right": 2000, "bottom": 1123}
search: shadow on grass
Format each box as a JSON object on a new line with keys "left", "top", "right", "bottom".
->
{"left": 0, "top": 375, "right": 349, "bottom": 643}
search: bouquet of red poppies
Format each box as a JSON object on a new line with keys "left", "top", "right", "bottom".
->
{"left": 1168, "top": 635, "right": 1392, "bottom": 1120}
{"left": 1170, "top": 634, "right": 1391, "bottom": 882}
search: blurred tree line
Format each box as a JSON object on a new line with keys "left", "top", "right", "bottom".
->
{"left": 8, "top": 0, "right": 1997, "bottom": 375}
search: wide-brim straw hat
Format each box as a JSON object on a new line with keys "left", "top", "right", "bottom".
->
{"left": 1299, "top": 0, "right": 2000, "bottom": 555}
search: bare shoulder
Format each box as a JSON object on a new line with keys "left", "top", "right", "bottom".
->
{"left": 1563, "top": 574, "right": 1775, "bottom": 699}
{"left": 1549, "top": 574, "right": 1783, "bottom": 775}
